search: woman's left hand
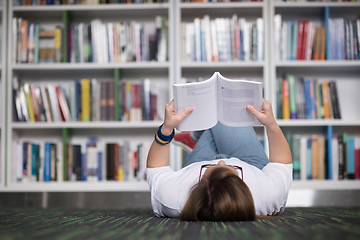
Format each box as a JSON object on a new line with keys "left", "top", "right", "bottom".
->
{"left": 162, "top": 100, "right": 193, "bottom": 135}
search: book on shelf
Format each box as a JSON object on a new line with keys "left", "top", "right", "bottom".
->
{"left": 274, "top": 12, "right": 360, "bottom": 61}
{"left": 12, "top": 16, "right": 168, "bottom": 64}
{"left": 173, "top": 72, "right": 262, "bottom": 132}
{"left": 180, "top": 0, "right": 264, "bottom": 2}
{"left": 13, "top": 136, "right": 151, "bottom": 183}
{"left": 325, "top": 9, "right": 360, "bottom": 60}
{"left": 285, "top": 129, "right": 360, "bottom": 181}
{"left": 278, "top": 75, "right": 341, "bottom": 120}
{"left": 278, "top": 0, "right": 360, "bottom": 2}
{"left": 182, "top": 15, "right": 264, "bottom": 62}
{"left": 13, "top": 78, "right": 167, "bottom": 123}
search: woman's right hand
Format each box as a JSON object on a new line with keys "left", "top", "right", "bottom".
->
{"left": 246, "top": 99, "right": 278, "bottom": 129}
{"left": 161, "top": 100, "right": 193, "bottom": 135}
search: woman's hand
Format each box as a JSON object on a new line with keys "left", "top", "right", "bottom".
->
{"left": 247, "top": 99, "right": 292, "bottom": 164}
{"left": 162, "top": 100, "right": 193, "bottom": 135}
{"left": 246, "top": 99, "right": 277, "bottom": 129}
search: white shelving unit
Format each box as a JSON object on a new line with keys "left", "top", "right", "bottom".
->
{"left": 269, "top": 0, "right": 360, "bottom": 193}
{"left": 175, "top": 0, "right": 269, "bottom": 147}
{"left": 4, "top": 1, "right": 172, "bottom": 192}
{"left": 1, "top": 0, "right": 359, "bottom": 195}
{"left": 175, "top": 1, "right": 268, "bottom": 89}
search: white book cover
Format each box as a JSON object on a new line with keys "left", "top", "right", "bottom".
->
{"left": 230, "top": 15, "right": 238, "bottom": 61}
{"left": 242, "top": 19, "right": 250, "bottom": 61}
{"left": 173, "top": 72, "right": 262, "bottom": 132}
{"left": 19, "top": 86, "right": 29, "bottom": 122}
{"left": 256, "top": 18, "right": 264, "bottom": 61}
{"left": 210, "top": 19, "right": 219, "bottom": 61}
{"left": 194, "top": 18, "right": 202, "bottom": 61}
{"left": 300, "top": 136, "right": 308, "bottom": 181}
{"left": 203, "top": 15, "right": 212, "bottom": 62}
{"left": 47, "top": 84, "right": 61, "bottom": 122}
{"left": 305, "top": 21, "right": 315, "bottom": 60}
{"left": 14, "top": 141, "right": 23, "bottom": 182}
{"left": 274, "top": 14, "right": 282, "bottom": 61}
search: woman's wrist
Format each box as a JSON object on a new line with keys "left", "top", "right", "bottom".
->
{"left": 161, "top": 123, "right": 174, "bottom": 136}
{"left": 154, "top": 124, "right": 175, "bottom": 146}
{"left": 266, "top": 122, "right": 280, "bottom": 133}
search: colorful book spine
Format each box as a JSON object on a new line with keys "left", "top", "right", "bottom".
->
{"left": 282, "top": 79, "right": 290, "bottom": 120}
{"left": 306, "top": 138, "right": 312, "bottom": 180}
{"left": 81, "top": 79, "right": 91, "bottom": 122}
{"left": 303, "top": 79, "right": 316, "bottom": 119}
{"left": 287, "top": 75, "right": 297, "bottom": 119}
{"left": 327, "top": 125, "right": 333, "bottom": 180}
{"left": 346, "top": 136, "right": 355, "bottom": 179}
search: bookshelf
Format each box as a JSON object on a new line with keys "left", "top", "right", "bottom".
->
{"left": 5, "top": 1, "right": 172, "bottom": 191}
{"left": 175, "top": 0, "right": 269, "bottom": 152}
{"left": 0, "top": 1, "right": 6, "bottom": 189}
{"left": 1, "top": 0, "right": 359, "bottom": 196}
{"left": 269, "top": 0, "right": 360, "bottom": 190}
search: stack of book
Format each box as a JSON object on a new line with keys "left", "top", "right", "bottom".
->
{"left": 13, "top": 137, "right": 150, "bottom": 183}
{"left": 182, "top": 15, "right": 264, "bottom": 62}
{"left": 12, "top": 77, "right": 166, "bottom": 123}
{"left": 13, "top": 16, "right": 168, "bottom": 64}
{"left": 277, "top": 75, "right": 341, "bottom": 120}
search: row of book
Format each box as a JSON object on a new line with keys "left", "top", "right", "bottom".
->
{"left": 327, "top": 18, "right": 360, "bottom": 60}
{"left": 180, "top": 0, "right": 262, "bottom": 2}
{"left": 182, "top": 15, "right": 264, "bottom": 62}
{"left": 14, "top": 0, "right": 168, "bottom": 5}
{"left": 278, "top": 0, "right": 359, "bottom": 2}
{"left": 13, "top": 77, "right": 167, "bottom": 122}
{"left": 13, "top": 137, "right": 150, "bottom": 183}
{"left": 274, "top": 17, "right": 325, "bottom": 61}
{"left": 286, "top": 131, "right": 360, "bottom": 180}
{"left": 277, "top": 75, "right": 341, "bottom": 120}
{"left": 274, "top": 13, "right": 360, "bottom": 61}
{"left": 13, "top": 16, "right": 168, "bottom": 64}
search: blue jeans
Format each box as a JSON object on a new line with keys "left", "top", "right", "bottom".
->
{"left": 184, "top": 122, "right": 269, "bottom": 170}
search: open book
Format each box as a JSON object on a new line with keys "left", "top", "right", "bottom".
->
{"left": 173, "top": 72, "right": 262, "bottom": 131}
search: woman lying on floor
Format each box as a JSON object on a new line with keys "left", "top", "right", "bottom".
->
{"left": 146, "top": 99, "right": 292, "bottom": 221}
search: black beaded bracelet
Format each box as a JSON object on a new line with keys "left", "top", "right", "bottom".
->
{"left": 154, "top": 124, "right": 175, "bottom": 145}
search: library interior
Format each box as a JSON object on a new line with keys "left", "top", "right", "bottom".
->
{"left": 0, "top": 0, "right": 359, "bottom": 239}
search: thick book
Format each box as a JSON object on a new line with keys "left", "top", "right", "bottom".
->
{"left": 173, "top": 72, "right": 262, "bottom": 132}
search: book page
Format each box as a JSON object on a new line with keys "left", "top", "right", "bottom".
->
{"left": 173, "top": 73, "right": 218, "bottom": 131}
{"left": 217, "top": 73, "right": 262, "bottom": 127}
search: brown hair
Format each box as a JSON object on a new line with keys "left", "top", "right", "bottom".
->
{"left": 180, "top": 167, "right": 255, "bottom": 221}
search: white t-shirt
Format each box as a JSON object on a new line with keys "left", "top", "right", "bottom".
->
{"left": 146, "top": 158, "right": 293, "bottom": 217}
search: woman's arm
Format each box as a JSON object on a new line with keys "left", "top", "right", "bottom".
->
{"left": 147, "top": 100, "right": 193, "bottom": 168}
{"left": 246, "top": 99, "right": 292, "bottom": 164}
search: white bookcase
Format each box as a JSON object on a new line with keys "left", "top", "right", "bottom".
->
{"left": 269, "top": 0, "right": 360, "bottom": 196}
{"left": 4, "top": 2, "right": 172, "bottom": 191}
{"left": 1, "top": 1, "right": 359, "bottom": 196}
{"left": 175, "top": 0, "right": 269, "bottom": 143}
{"left": 0, "top": 1, "right": 6, "bottom": 189}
